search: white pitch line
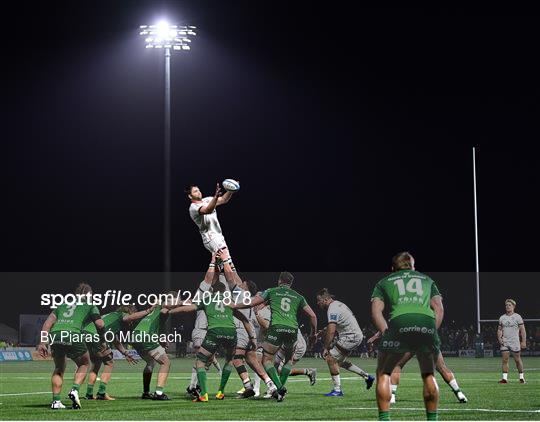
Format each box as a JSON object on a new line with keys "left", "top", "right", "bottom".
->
{"left": 344, "top": 407, "right": 540, "bottom": 414}
{"left": 0, "top": 391, "right": 51, "bottom": 397}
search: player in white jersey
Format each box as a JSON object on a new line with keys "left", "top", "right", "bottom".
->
{"left": 185, "top": 183, "right": 235, "bottom": 262}
{"left": 316, "top": 288, "right": 375, "bottom": 396}
{"left": 497, "top": 299, "right": 527, "bottom": 384}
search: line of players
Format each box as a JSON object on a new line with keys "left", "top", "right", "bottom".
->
{"left": 36, "top": 253, "right": 528, "bottom": 420}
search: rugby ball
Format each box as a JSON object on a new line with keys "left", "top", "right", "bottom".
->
{"left": 222, "top": 179, "right": 240, "bottom": 192}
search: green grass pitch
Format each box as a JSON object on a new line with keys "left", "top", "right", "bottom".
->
{"left": 1, "top": 357, "right": 539, "bottom": 420}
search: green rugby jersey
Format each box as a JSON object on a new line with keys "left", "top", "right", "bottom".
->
{"left": 371, "top": 270, "right": 441, "bottom": 320}
{"left": 50, "top": 303, "right": 101, "bottom": 334}
{"left": 261, "top": 286, "right": 307, "bottom": 329}
{"left": 196, "top": 293, "right": 235, "bottom": 330}
{"left": 132, "top": 306, "right": 165, "bottom": 335}
{"left": 83, "top": 311, "right": 126, "bottom": 336}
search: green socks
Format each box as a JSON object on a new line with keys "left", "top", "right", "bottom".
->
{"left": 280, "top": 364, "right": 292, "bottom": 386}
{"left": 427, "top": 411, "right": 438, "bottom": 421}
{"left": 71, "top": 383, "right": 80, "bottom": 392}
{"left": 53, "top": 393, "right": 61, "bottom": 401}
{"left": 264, "top": 364, "right": 283, "bottom": 389}
{"left": 196, "top": 368, "right": 208, "bottom": 395}
{"left": 219, "top": 364, "right": 233, "bottom": 392}
{"left": 98, "top": 381, "right": 107, "bottom": 395}
{"left": 86, "top": 384, "right": 94, "bottom": 397}
{"left": 379, "top": 411, "right": 390, "bottom": 421}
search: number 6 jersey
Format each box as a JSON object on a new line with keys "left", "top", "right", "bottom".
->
{"left": 260, "top": 286, "right": 308, "bottom": 329}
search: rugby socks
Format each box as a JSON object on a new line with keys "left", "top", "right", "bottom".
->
{"left": 279, "top": 364, "right": 292, "bottom": 386}
{"left": 378, "top": 411, "right": 390, "bottom": 421}
{"left": 155, "top": 386, "right": 164, "bottom": 396}
{"left": 448, "top": 378, "right": 460, "bottom": 393}
{"left": 264, "top": 364, "right": 283, "bottom": 389}
{"left": 331, "top": 375, "right": 341, "bottom": 392}
{"left": 519, "top": 372, "right": 525, "bottom": 380}
{"left": 341, "top": 361, "right": 369, "bottom": 379}
{"left": 98, "top": 381, "right": 107, "bottom": 395}
{"left": 253, "top": 373, "right": 261, "bottom": 393}
{"left": 53, "top": 393, "right": 61, "bottom": 401}
{"left": 218, "top": 364, "right": 232, "bottom": 392}
{"left": 426, "top": 410, "right": 438, "bottom": 420}
{"left": 71, "top": 383, "right": 80, "bottom": 392}
{"left": 391, "top": 384, "right": 398, "bottom": 395}
{"left": 196, "top": 368, "right": 208, "bottom": 395}
{"left": 502, "top": 372, "right": 508, "bottom": 381}
{"left": 190, "top": 367, "right": 198, "bottom": 389}
{"left": 86, "top": 384, "right": 95, "bottom": 397}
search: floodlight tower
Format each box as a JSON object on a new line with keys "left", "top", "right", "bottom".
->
{"left": 139, "top": 21, "right": 196, "bottom": 291}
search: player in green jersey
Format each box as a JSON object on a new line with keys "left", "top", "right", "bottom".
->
{"left": 38, "top": 283, "right": 108, "bottom": 410}
{"left": 371, "top": 252, "right": 444, "bottom": 421}
{"left": 231, "top": 271, "right": 318, "bottom": 402}
{"left": 131, "top": 297, "right": 175, "bottom": 401}
{"left": 82, "top": 305, "right": 152, "bottom": 400}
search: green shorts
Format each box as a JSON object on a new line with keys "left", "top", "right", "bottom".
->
{"left": 379, "top": 313, "right": 440, "bottom": 355}
{"left": 201, "top": 327, "right": 237, "bottom": 354}
{"left": 265, "top": 325, "right": 298, "bottom": 350}
{"left": 50, "top": 331, "right": 87, "bottom": 360}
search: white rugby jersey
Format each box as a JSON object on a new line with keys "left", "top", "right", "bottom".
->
{"left": 327, "top": 300, "right": 362, "bottom": 337}
{"left": 255, "top": 306, "right": 271, "bottom": 342}
{"left": 189, "top": 197, "right": 222, "bottom": 243}
{"left": 499, "top": 313, "right": 524, "bottom": 342}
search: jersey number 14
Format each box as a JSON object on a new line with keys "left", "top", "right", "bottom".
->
{"left": 393, "top": 278, "right": 423, "bottom": 296}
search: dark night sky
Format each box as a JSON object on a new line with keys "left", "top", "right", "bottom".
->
{"left": 2, "top": 3, "right": 539, "bottom": 328}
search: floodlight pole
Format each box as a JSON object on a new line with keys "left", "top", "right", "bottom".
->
{"left": 164, "top": 47, "right": 172, "bottom": 293}
{"left": 473, "top": 147, "right": 481, "bottom": 334}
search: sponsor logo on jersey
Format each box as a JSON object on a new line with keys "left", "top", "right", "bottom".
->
{"left": 398, "top": 325, "right": 435, "bottom": 334}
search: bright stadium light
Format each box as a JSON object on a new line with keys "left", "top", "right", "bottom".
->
{"left": 139, "top": 20, "right": 197, "bottom": 295}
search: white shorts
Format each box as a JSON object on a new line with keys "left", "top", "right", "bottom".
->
{"left": 500, "top": 340, "right": 521, "bottom": 353}
{"left": 277, "top": 335, "right": 305, "bottom": 363}
{"left": 139, "top": 346, "right": 167, "bottom": 366}
{"left": 236, "top": 327, "right": 250, "bottom": 350}
{"left": 203, "top": 233, "right": 228, "bottom": 254}
{"left": 192, "top": 328, "right": 207, "bottom": 348}
{"left": 329, "top": 333, "right": 363, "bottom": 361}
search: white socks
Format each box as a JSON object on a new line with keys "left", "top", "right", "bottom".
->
{"left": 253, "top": 373, "right": 261, "bottom": 392}
{"left": 502, "top": 372, "right": 508, "bottom": 380}
{"left": 190, "top": 367, "right": 198, "bottom": 389}
{"left": 391, "top": 384, "right": 398, "bottom": 394}
{"left": 343, "top": 361, "right": 369, "bottom": 379}
{"left": 332, "top": 375, "right": 341, "bottom": 392}
{"left": 448, "top": 378, "right": 460, "bottom": 392}
{"left": 519, "top": 372, "right": 524, "bottom": 380}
